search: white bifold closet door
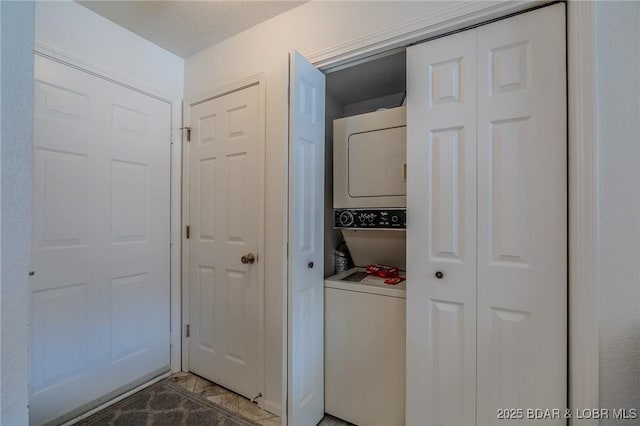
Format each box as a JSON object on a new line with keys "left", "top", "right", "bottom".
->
{"left": 406, "top": 27, "right": 479, "bottom": 426}
{"left": 31, "top": 56, "right": 171, "bottom": 425}
{"left": 406, "top": 4, "right": 566, "bottom": 426}
{"left": 288, "top": 51, "right": 326, "bottom": 426}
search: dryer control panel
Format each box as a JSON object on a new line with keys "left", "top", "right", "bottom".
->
{"left": 334, "top": 209, "right": 406, "bottom": 230}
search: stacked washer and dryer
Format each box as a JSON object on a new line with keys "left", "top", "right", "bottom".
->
{"left": 325, "top": 106, "right": 407, "bottom": 426}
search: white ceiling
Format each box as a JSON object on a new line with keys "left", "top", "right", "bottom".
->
{"left": 76, "top": 1, "right": 306, "bottom": 58}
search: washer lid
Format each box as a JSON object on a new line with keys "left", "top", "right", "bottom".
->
{"left": 325, "top": 267, "right": 406, "bottom": 298}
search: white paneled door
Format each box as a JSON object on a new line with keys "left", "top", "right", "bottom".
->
{"left": 406, "top": 28, "right": 478, "bottom": 426}
{"left": 31, "top": 56, "right": 171, "bottom": 425}
{"left": 186, "top": 83, "right": 261, "bottom": 399}
{"left": 288, "top": 51, "right": 325, "bottom": 426}
{"left": 407, "top": 4, "right": 566, "bottom": 425}
{"left": 475, "top": 6, "right": 566, "bottom": 424}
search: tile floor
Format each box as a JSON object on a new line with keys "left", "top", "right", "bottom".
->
{"left": 168, "top": 372, "right": 350, "bottom": 426}
{"left": 169, "top": 372, "right": 277, "bottom": 425}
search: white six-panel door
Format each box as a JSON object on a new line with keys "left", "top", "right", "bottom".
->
{"left": 288, "top": 51, "right": 325, "bottom": 426}
{"left": 407, "top": 4, "right": 566, "bottom": 425}
{"left": 406, "top": 28, "right": 478, "bottom": 426}
{"left": 31, "top": 56, "right": 171, "bottom": 425}
{"left": 187, "top": 84, "right": 261, "bottom": 399}
{"left": 476, "top": 7, "right": 566, "bottom": 424}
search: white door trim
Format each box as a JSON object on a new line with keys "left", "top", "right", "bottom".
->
{"left": 31, "top": 44, "right": 183, "bottom": 374}
{"left": 306, "top": 1, "right": 551, "bottom": 71}
{"left": 181, "top": 73, "right": 267, "bottom": 402}
{"left": 34, "top": 42, "right": 177, "bottom": 102}
{"left": 567, "top": 2, "right": 599, "bottom": 423}
{"left": 286, "top": 0, "right": 598, "bottom": 421}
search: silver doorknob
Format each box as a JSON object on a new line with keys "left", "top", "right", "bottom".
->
{"left": 241, "top": 253, "right": 256, "bottom": 264}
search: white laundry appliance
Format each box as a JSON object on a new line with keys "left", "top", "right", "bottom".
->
{"left": 333, "top": 106, "right": 406, "bottom": 209}
{"left": 333, "top": 106, "right": 407, "bottom": 268}
{"left": 324, "top": 268, "right": 406, "bottom": 426}
{"left": 325, "top": 106, "right": 407, "bottom": 425}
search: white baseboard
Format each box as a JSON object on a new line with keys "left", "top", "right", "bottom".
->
{"left": 262, "top": 398, "right": 282, "bottom": 421}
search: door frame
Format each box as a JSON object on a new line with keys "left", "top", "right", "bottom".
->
{"left": 286, "top": 0, "right": 598, "bottom": 422}
{"left": 181, "top": 73, "right": 267, "bottom": 400}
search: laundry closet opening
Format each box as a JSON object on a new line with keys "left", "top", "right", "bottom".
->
{"left": 322, "top": 48, "right": 408, "bottom": 426}
{"left": 323, "top": 48, "right": 407, "bottom": 276}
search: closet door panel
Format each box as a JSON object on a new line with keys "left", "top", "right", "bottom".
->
{"left": 406, "top": 30, "right": 477, "bottom": 426}
{"left": 476, "top": 4, "right": 567, "bottom": 425}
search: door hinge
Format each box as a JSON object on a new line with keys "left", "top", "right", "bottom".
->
{"left": 185, "top": 324, "right": 190, "bottom": 337}
{"left": 180, "top": 126, "right": 191, "bottom": 142}
{"left": 186, "top": 225, "right": 190, "bottom": 239}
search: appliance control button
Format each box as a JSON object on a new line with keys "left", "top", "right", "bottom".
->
{"left": 338, "top": 211, "right": 354, "bottom": 227}
{"left": 391, "top": 215, "right": 399, "bottom": 223}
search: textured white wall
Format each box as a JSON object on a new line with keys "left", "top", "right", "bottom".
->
{"left": 36, "top": 1, "right": 184, "bottom": 100}
{"left": 0, "top": 1, "right": 34, "bottom": 424}
{"left": 596, "top": 2, "right": 640, "bottom": 420}
{"left": 184, "top": 1, "right": 447, "bottom": 414}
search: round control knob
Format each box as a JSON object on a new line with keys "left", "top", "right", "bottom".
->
{"left": 338, "top": 211, "right": 354, "bottom": 227}
{"left": 391, "top": 215, "right": 399, "bottom": 223}
{"left": 435, "top": 271, "right": 444, "bottom": 279}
